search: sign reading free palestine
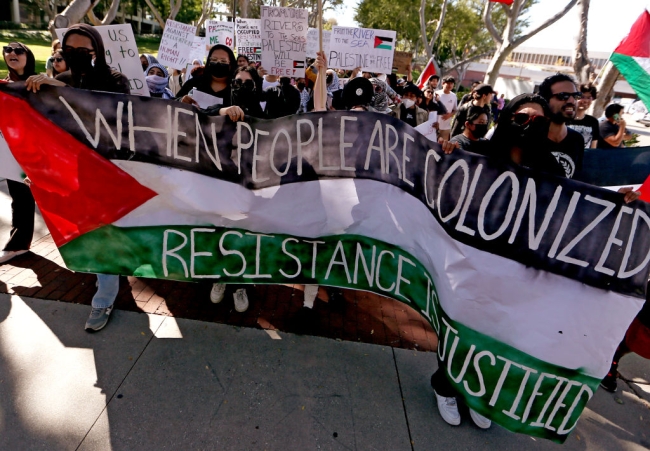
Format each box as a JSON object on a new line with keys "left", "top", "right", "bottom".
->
{"left": 0, "top": 83, "right": 648, "bottom": 443}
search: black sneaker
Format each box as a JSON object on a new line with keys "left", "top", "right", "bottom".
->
{"left": 600, "top": 374, "right": 618, "bottom": 393}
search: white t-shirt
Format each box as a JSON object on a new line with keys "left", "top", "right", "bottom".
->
{"left": 436, "top": 90, "right": 458, "bottom": 131}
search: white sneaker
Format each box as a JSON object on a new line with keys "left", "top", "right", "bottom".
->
{"left": 434, "top": 391, "right": 461, "bottom": 426}
{"left": 233, "top": 288, "right": 249, "bottom": 312}
{"left": 210, "top": 283, "right": 226, "bottom": 303}
{"left": 0, "top": 249, "right": 28, "bottom": 263}
{"left": 303, "top": 284, "right": 319, "bottom": 308}
{"left": 469, "top": 408, "right": 492, "bottom": 429}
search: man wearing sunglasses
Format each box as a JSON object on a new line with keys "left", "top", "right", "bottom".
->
{"left": 538, "top": 74, "right": 586, "bottom": 179}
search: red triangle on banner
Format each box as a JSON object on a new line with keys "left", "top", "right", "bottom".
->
{"left": 0, "top": 91, "right": 157, "bottom": 247}
{"left": 615, "top": 10, "right": 650, "bottom": 58}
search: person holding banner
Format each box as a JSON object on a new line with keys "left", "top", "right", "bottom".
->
{"left": 0, "top": 42, "right": 37, "bottom": 264}
{"left": 144, "top": 63, "right": 174, "bottom": 99}
{"left": 177, "top": 44, "right": 236, "bottom": 109}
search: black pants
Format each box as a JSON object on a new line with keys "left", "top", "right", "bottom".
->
{"left": 4, "top": 179, "right": 34, "bottom": 251}
{"left": 431, "top": 355, "right": 458, "bottom": 397}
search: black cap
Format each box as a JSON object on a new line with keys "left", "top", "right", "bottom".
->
{"left": 402, "top": 83, "right": 422, "bottom": 97}
{"left": 343, "top": 77, "right": 374, "bottom": 109}
{"left": 474, "top": 83, "right": 495, "bottom": 95}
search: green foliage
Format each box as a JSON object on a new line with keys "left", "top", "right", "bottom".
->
{"left": 145, "top": 0, "right": 204, "bottom": 24}
{"left": 354, "top": 0, "right": 428, "bottom": 52}
{"left": 624, "top": 133, "right": 640, "bottom": 148}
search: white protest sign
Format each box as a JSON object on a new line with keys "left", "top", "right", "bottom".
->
{"left": 186, "top": 36, "right": 207, "bottom": 71}
{"left": 157, "top": 19, "right": 197, "bottom": 70}
{"left": 235, "top": 18, "right": 262, "bottom": 62}
{"left": 329, "top": 26, "right": 397, "bottom": 74}
{"left": 306, "top": 28, "right": 331, "bottom": 59}
{"left": 260, "top": 6, "right": 308, "bottom": 77}
{"left": 55, "top": 24, "right": 149, "bottom": 96}
{"left": 206, "top": 20, "right": 234, "bottom": 49}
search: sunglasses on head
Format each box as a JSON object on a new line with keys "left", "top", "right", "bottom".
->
{"left": 232, "top": 78, "right": 255, "bottom": 89}
{"left": 3, "top": 46, "right": 26, "bottom": 55}
{"left": 550, "top": 91, "right": 582, "bottom": 101}
{"left": 512, "top": 113, "right": 549, "bottom": 126}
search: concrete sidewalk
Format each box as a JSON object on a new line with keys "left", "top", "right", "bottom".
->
{"left": 1, "top": 294, "right": 649, "bottom": 451}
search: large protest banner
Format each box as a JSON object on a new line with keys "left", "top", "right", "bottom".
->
{"left": 260, "top": 6, "right": 308, "bottom": 77}
{"left": 206, "top": 20, "right": 235, "bottom": 49}
{"left": 329, "top": 26, "right": 396, "bottom": 73}
{"left": 55, "top": 24, "right": 149, "bottom": 96}
{"left": 306, "top": 28, "right": 331, "bottom": 59}
{"left": 235, "top": 18, "right": 262, "bottom": 62}
{"left": 157, "top": 19, "right": 197, "bottom": 70}
{"left": 1, "top": 83, "right": 649, "bottom": 443}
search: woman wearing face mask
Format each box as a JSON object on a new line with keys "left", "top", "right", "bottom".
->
{"left": 448, "top": 106, "right": 491, "bottom": 155}
{"left": 0, "top": 42, "right": 37, "bottom": 263}
{"left": 177, "top": 45, "right": 236, "bottom": 109}
{"left": 144, "top": 63, "right": 174, "bottom": 99}
{"left": 25, "top": 23, "right": 130, "bottom": 94}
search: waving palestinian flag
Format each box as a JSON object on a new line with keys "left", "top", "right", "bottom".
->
{"left": 0, "top": 83, "right": 648, "bottom": 443}
{"left": 611, "top": 8, "right": 650, "bottom": 110}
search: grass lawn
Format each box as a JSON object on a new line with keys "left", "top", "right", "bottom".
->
{"left": 0, "top": 29, "right": 160, "bottom": 80}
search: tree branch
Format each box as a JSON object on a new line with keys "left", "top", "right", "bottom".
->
{"left": 427, "top": 0, "right": 449, "bottom": 50}
{"left": 482, "top": 1, "right": 502, "bottom": 47}
{"left": 444, "top": 51, "right": 491, "bottom": 74}
{"left": 512, "top": 0, "right": 578, "bottom": 47}
{"left": 143, "top": 0, "right": 166, "bottom": 28}
{"left": 419, "top": 0, "right": 432, "bottom": 58}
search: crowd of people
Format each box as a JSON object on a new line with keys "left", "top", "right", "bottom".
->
{"left": 2, "top": 26, "right": 648, "bottom": 433}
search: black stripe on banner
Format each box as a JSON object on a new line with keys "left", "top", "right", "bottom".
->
{"left": 3, "top": 83, "right": 650, "bottom": 298}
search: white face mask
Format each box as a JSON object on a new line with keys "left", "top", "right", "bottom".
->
{"left": 402, "top": 98, "right": 415, "bottom": 109}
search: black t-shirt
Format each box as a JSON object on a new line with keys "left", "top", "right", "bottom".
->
{"left": 546, "top": 128, "right": 585, "bottom": 179}
{"left": 401, "top": 105, "right": 418, "bottom": 127}
{"left": 599, "top": 120, "right": 627, "bottom": 149}
{"left": 567, "top": 115, "right": 600, "bottom": 148}
{"left": 450, "top": 134, "right": 491, "bottom": 156}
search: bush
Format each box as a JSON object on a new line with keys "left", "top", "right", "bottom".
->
{"left": 0, "top": 22, "right": 26, "bottom": 30}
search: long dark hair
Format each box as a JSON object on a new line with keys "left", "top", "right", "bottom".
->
{"left": 3, "top": 42, "right": 36, "bottom": 82}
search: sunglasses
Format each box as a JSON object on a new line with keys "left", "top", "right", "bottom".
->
{"left": 232, "top": 78, "right": 255, "bottom": 89}
{"left": 63, "top": 46, "right": 94, "bottom": 55}
{"left": 54, "top": 57, "right": 65, "bottom": 63}
{"left": 3, "top": 46, "right": 26, "bottom": 55}
{"left": 550, "top": 91, "right": 582, "bottom": 101}
{"left": 512, "top": 113, "right": 549, "bottom": 126}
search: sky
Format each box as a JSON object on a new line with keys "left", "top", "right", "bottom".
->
{"left": 332, "top": 0, "right": 649, "bottom": 53}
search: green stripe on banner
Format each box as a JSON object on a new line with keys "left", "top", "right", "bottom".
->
{"left": 60, "top": 225, "right": 599, "bottom": 442}
{"left": 611, "top": 52, "right": 650, "bottom": 110}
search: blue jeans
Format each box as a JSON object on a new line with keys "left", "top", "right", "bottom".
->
{"left": 92, "top": 274, "right": 119, "bottom": 309}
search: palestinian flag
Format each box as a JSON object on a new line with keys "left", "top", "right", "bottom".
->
{"left": 293, "top": 60, "right": 305, "bottom": 69}
{"left": 416, "top": 57, "right": 436, "bottom": 89}
{"left": 611, "top": 8, "right": 650, "bottom": 110}
{"left": 0, "top": 83, "right": 649, "bottom": 443}
{"left": 374, "top": 36, "right": 393, "bottom": 50}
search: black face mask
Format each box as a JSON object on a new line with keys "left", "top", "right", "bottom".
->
{"left": 326, "top": 74, "right": 333, "bottom": 84}
{"left": 207, "top": 62, "right": 230, "bottom": 78}
{"left": 513, "top": 120, "right": 549, "bottom": 142}
{"left": 64, "top": 50, "right": 93, "bottom": 74}
{"left": 231, "top": 79, "right": 256, "bottom": 105}
{"left": 297, "top": 82, "right": 306, "bottom": 90}
{"left": 472, "top": 123, "right": 489, "bottom": 138}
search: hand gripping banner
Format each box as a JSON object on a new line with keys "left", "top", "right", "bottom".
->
{"left": 0, "top": 83, "right": 649, "bottom": 442}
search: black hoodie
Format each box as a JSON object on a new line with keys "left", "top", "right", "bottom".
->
{"left": 3, "top": 42, "right": 36, "bottom": 82}
{"left": 56, "top": 23, "right": 130, "bottom": 94}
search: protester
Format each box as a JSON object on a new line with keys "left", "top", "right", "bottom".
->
{"left": 458, "top": 81, "right": 480, "bottom": 107}
{"left": 392, "top": 84, "right": 427, "bottom": 127}
{"left": 177, "top": 44, "right": 236, "bottom": 109}
{"left": 50, "top": 49, "right": 68, "bottom": 78}
{"left": 168, "top": 68, "right": 183, "bottom": 96}
{"left": 140, "top": 53, "right": 159, "bottom": 72}
{"left": 144, "top": 63, "right": 174, "bottom": 99}
{"left": 449, "top": 106, "right": 490, "bottom": 155}
{"left": 184, "top": 58, "right": 204, "bottom": 82}
{"left": 45, "top": 39, "right": 61, "bottom": 78}
{"left": 0, "top": 42, "right": 37, "bottom": 264}
{"left": 450, "top": 83, "right": 494, "bottom": 137}
{"left": 599, "top": 103, "right": 632, "bottom": 149}
{"left": 368, "top": 77, "right": 396, "bottom": 114}
{"left": 496, "top": 93, "right": 505, "bottom": 120}
{"left": 567, "top": 83, "right": 600, "bottom": 148}
{"left": 538, "top": 73, "right": 586, "bottom": 178}
{"left": 25, "top": 24, "right": 130, "bottom": 332}
{"left": 436, "top": 76, "right": 457, "bottom": 141}
{"left": 296, "top": 77, "right": 310, "bottom": 113}
{"left": 237, "top": 54, "right": 250, "bottom": 68}
{"left": 326, "top": 69, "right": 342, "bottom": 110}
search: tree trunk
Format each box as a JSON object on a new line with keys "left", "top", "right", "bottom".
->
{"left": 483, "top": 44, "right": 511, "bottom": 86}
{"left": 590, "top": 61, "right": 620, "bottom": 118}
{"left": 50, "top": 0, "right": 94, "bottom": 38}
{"left": 239, "top": 0, "right": 249, "bottom": 18}
{"left": 419, "top": 0, "right": 432, "bottom": 59}
{"left": 87, "top": 0, "right": 121, "bottom": 25}
{"left": 572, "top": 0, "right": 592, "bottom": 84}
{"left": 143, "top": 0, "right": 166, "bottom": 29}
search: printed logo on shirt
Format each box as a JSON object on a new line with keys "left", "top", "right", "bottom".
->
{"left": 567, "top": 124, "right": 593, "bottom": 148}
{"left": 552, "top": 152, "right": 576, "bottom": 178}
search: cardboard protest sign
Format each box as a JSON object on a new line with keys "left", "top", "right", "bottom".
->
{"left": 55, "top": 24, "right": 149, "bottom": 96}
{"left": 329, "top": 26, "right": 397, "bottom": 73}
{"left": 206, "top": 20, "right": 234, "bottom": 49}
{"left": 235, "top": 18, "right": 262, "bottom": 62}
{"left": 157, "top": 19, "right": 197, "bottom": 70}
{"left": 392, "top": 50, "right": 412, "bottom": 74}
{"left": 186, "top": 36, "right": 208, "bottom": 71}
{"left": 3, "top": 81, "right": 650, "bottom": 443}
{"left": 260, "top": 6, "right": 308, "bottom": 77}
{"left": 306, "top": 28, "right": 331, "bottom": 58}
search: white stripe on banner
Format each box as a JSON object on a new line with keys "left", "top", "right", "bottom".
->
{"left": 112, "top": 160, "right": 643, "bottom": 378}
